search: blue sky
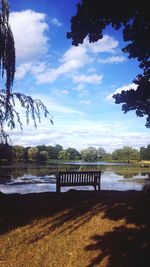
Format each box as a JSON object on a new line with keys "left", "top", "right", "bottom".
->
{"left": 6, "top": 0, "right": 150, "bottom": 152}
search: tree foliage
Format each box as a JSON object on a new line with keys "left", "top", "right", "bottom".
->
{"left": 97, "top": 147, "right": 106, "bottom": 160}
{"left": 28, "top": 147, "right": 39, "bottom": 161}
{"left": 112, "top": 146, "right": 139, "bottom": 162}
{"left": 0, "top": 0, "right": 15, "bottom": 96}
{"left": 38, "top": 150, "right": 49, "bottom": 161}
{"left": 0, "top": 0, "right": 52, "bottom": 143}
{"left": 67, "top": 0, "right": 150, "bottom": 127}
{"left": 81, "top": 147, "right": 97, "bottom": 161}
{"left": 47, "top": 144, "right": 63, "bottom": 159}
{"left": 140, "top": 145, "right": 150, "bottom": 160}
{"left": 12, "top": 145, "right": 24, "bottom": 161}
{"left": 66, "top": 147, "right": 81, "bottom": 160}
{"left": 3, "top": 142, "right": 150, "bottom": 162}
{"left": 0, "top": 142, "right": 11, "bottom": 160}
{"left": 58, "top": 150, "right": 71, "bottom": 160}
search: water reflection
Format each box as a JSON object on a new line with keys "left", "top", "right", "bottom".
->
{"left": 0, "top": 183, "right": 56, "bottom": 194}
{"left": 101, "top": 171, "right": 143, "bottom": 191}
{"left": 0, "top": 162, "right": 149, "bottom": 194}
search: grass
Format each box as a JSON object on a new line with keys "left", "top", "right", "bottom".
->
{"left": 0, "top": 190, "right": 150, "bottom": 267}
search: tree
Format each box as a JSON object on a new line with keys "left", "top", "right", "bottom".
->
{"left": 111, "top": 149, "right": 123, "bottom": 161}
{"left": 67, "top": 1, "right": 150, "bottom": 127}
{"left": 54, "top": 144, "right": 63, "bottom": 159}
{"left": 58, "top": 150, "right": 71, "bottom": 160}
{"left": 0, "top": 0, "right": 52, "bottom": 142}
{"left": 140, "top": 145, "right": 150, "bottom": 160}
{"left": 81, "top": 147, "right": 97, "bottom": 161}
{"left": 0, "top": 142, "right": 12, "bottom": 160}
{"left": 37, "top": 150, "right": 49, "bottom": 161}
{"left": 97, "top": 147, "right": 107, "bottom": 160}
{"left": 12, "top": 145, "right": 25, "bottom": 161}
{"left": 122, "top": 146, "right": 139, "bottom": 162}
{"left": 112, "top": 146, "right": 139, "bottom": 162}
{"left": 66, "top": 147, "right": 81, "bottom": 160}
{"left": 47, "top": 145, "right": 63, "bottom": 159}
{"left": 146, "top": 145, "right": 150, "bottom": 160}
{"left": 37, "top": 145, "right": 47, "bottom": 153}
{"left": 28, "top": 147, "right": 39, "bottom": 161}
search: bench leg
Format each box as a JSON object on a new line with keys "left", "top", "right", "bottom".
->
{"left": 56, "top": 183, "right": 61, "bottom": 193}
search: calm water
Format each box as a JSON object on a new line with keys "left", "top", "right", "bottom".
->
{"left": 0, "top": 162, "right": 150, "bottom": 194}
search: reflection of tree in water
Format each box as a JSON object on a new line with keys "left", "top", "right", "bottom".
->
{"left": 57, "top": 164, "right": 78, "bottom": 172}
{"left": 0, "top": 163, "right": 81, "bottom": 182}
{"left": 57, "top": 164, "right": 101, "bottom": 172}
{"left": 114, "top": 171, "right": 139, "bottom": 178}
{"left": 1, "top": 163, "right": 150, "bottom": 184}
{"left": 0, "top": 173, "right": 12, "bottom": 184}
{"left": 78, "top": 165, "right": 100, "bottom": 171}
{"left": 0, "top": 164, "right": 58, "bottom": 181}
{"left": 141, "top": 172, "right": 150, "bottom": 179}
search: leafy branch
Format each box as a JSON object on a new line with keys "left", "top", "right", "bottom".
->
{"left": 0, "top": 0, "right": 53, "bottom": 143}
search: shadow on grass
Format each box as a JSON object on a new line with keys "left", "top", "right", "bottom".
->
{"left": 0, "top": 190, "right": 150, "bottom": 263}
{"left": 85, "top": 225, "right": 150, "bottom": 267}
{"left": 0, "top": 190, "right": 149, "bottom": 234}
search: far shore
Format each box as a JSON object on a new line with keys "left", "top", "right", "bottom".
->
{"left": 0, "top": 159, "right": 150, "bottom": 165}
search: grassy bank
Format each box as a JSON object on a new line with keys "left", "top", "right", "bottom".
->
{"left": 0, "top": 190, "right": 150, "bottom": 267}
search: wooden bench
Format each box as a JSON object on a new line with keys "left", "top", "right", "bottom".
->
{"left": 56, "top": 171, "right": 101, "bottom": 193}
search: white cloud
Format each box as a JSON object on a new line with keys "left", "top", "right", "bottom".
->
{"left": 73, "top": 84, "right": 89, "bottom": 97}
{"left": 31, "top": 94, "right": 84, "bottom": 115}
{"left": 51, "top": 18, "right": 62, "bottom": 27}
{"left": 8, "top": 119, "right": 150, "bottom": 153}
{"left": 35, "top": 67, "right": 61, "bottom": 84}
{"left": 98, "top": 56, "right": 126, "bottom": 64}
{"left": 36, "top": 45, "right": 91, "bottom": 84}
{"left": 4, "top": 94, "right": 85, "bottom": 141}
{"left": 85, "top": 35, "right": 119, "bottom": 54}
{"left": 106, "top": 83, "right": 138, "bottom": 101}
{"left": 15, "top": 61, "right": 47, "bottom": 80}
{"left": 5, "top": 91, "right": 150, "bottom": 153}
{"left": 34, "top": 35, "right": 123, "bottom": 84}
{"left": 14, "top": 37, "right": 91, "bottom": 83}
{"left": 61, "top": 45, "right": 89, "bottom": 64}
{"left": 15, "top": 63, "right": 32, "bottom": 80}
{"left": 10, "top": 10, "right": 49, "bottom": 63}
{"left": 73, "top": 74, "right": 103, "bottom": 85}
{"left": 12, "top": 17, "right": 126, "bottom": 84}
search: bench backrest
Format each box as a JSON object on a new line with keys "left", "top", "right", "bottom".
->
{"left": 57, "top": 171, "right": 101, "bottom": 184}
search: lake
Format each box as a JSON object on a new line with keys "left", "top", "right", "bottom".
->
{"left": 0, "top": 162, "right": 150, "bottom": 194}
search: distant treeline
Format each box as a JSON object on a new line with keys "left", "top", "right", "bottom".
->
{"left": 0, "top": 143, "right": 150, "bottom": 162}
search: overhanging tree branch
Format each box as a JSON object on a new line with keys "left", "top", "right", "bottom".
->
{"left": 67, "top": 0, "right": 150, "bottom": 127}
{"left": 0, "top": 0, "right": 53, "bottom": 143}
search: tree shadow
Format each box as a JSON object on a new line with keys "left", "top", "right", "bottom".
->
{"left": 85, "top": 225, "right": 150, "bottom": 267}
{"left": 0, "top": 190, "right": 110, "bottom": 242}
{"left": 0, "top": 190, "right": 150, "bottom": 251}
{"left": 83, "top": 191, "right": 150, "bottom": 267}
